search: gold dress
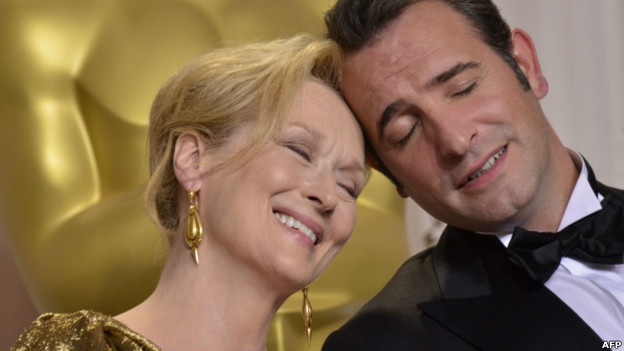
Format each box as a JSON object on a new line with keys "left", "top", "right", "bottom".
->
{"left": 11, "top": 310, "right": 160, "bottom": 351}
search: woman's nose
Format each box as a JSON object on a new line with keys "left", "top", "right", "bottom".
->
{"left": 303, "top": 171, "right": 338, "bottom": 216}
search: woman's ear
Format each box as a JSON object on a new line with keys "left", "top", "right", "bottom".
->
{"left": 511, "top": 28, "right": 549, "bottom": 99}
{"left": 173, "top": 131, "right": 209, "bottom": 192}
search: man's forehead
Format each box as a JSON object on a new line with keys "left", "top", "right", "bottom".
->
{"left": 340, "top": 3, "right": 486, "bottom": 115}
{"left": 341, "top": 37, "right": 432, "bottom": 124}
{"left": 341, "top": 49, "right": 392, "bottom": 128}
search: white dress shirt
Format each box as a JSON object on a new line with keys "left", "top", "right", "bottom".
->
{"left": 497, "top": 153, "right": 624, "bottom": 340}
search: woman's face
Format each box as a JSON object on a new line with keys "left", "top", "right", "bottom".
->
{"left": 198, "top": 79, "right": 366, "bottom": 291}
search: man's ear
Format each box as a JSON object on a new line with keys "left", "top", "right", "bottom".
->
{"left": 511, "top": 28, "right": 549, "bottom": 99}
{"left": 173, "top": 131, "right": 209, "bottom": 192}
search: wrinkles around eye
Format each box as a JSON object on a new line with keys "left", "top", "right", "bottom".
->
{"left": 338, "top": 182, "right": 358, "bottom": 201}
{"left": 279, "top": 139, "right": 365, "bottom": 201}
{"left": 285, "top": 143, "right": 311, "bottom": 162}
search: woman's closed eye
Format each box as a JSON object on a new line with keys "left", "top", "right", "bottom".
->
{"left": 339, "top": 182, "right": 359, "bottom": 200}
{"left": 286, "top": 143, "right": 311, "bottom": 162}
{"left": 338, "top": 172, "right": 365, "bottom": 201}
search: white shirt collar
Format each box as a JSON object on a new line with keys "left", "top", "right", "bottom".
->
{"left": 558, "top": 151, "right": 603, "bottom": 230}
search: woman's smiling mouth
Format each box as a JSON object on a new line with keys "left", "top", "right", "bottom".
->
{"left": 274, "top": 211, "right": 318, "bottom": 244}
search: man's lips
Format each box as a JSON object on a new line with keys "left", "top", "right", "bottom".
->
{"left": 459, "top": 145, "right": 507, "bottom": 187}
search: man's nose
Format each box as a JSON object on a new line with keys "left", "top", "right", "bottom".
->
{"left": 426, "top": 112, "right": 476, "bottom": 158}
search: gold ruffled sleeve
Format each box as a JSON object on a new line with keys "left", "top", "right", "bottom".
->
{"left": 11, "top": 310, "right": 160, "bottom": 351}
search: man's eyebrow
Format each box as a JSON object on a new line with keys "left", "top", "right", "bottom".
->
{"left": 376, "top": 62, "right": 480, "bottom": 141}
{"left": 426, "top": 61, "right": 480, "bottom": 89}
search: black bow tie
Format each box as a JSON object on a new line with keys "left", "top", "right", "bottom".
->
{"left": 507, "top": 194, "right": 624, "bottom": 283}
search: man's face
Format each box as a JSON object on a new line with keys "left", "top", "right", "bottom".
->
{"left": 342, "top": 1, "right": 556, "bottom": 233}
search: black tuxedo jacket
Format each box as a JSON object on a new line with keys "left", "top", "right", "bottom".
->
{"left": 322, "top": 181, "right": 624, "bottom": 351}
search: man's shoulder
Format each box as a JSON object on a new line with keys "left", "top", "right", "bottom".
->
{"left": 339, "top": 249, "right": 439, "bottom": 317}
{"left": 370, "top": 247, "right": 440, "bottom": 301}
{"left": 344, "top": 226, "right": 485, "bottom": 319}
{"left": 322, "top": 248, "right": 445, "bottom": 349}
{"left": 598, "top": 181, "right": 624, "bottom": 200}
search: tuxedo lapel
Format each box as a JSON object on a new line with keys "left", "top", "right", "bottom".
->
{"left": 584, "top": 157, "right": 624, "bottom": 207}
{"left": 419, "top": 227, "right": 603, "bottom": 350}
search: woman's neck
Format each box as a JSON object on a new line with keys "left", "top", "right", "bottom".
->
{"left": 116, "top": 236, "right": 288, "bottom": 351}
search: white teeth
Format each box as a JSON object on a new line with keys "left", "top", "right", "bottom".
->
{"left": 274, "top": 212, "right": 318, "bottom": 244}
{"left": 468, "top": 146, "right": 507, "bottom": 181}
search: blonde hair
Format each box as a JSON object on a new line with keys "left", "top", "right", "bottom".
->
{"left": 145, "top": 34, "right": 344, "bottom": 233}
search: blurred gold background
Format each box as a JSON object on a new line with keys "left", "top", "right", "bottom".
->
{"left": 0, "top": 0, "right": 408, "bottom": 350}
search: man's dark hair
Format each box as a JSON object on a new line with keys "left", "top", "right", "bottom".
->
{"left": 325, "top": 0, "right": 529, "bottom": 90}
{"left": 325, "top": 0, "right": 531, "bottom": 183}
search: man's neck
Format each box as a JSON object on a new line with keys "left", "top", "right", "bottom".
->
{"left": 496, "top": 150, "right": 601, "bottom": 246}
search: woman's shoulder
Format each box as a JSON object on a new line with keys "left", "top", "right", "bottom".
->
{"left": 11, "top": 310, "right": 160, "bottom": 351}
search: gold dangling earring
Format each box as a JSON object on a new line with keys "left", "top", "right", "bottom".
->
{"left": 185, "top": 190, "right": 203, "bottom": 265}
{"left": 301, "top": 287, "right": 313, "bottom": 345}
